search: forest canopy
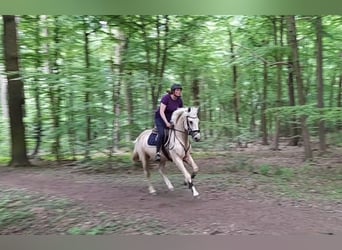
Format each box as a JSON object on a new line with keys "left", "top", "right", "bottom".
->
{"left": 1, "top": 15, "right": 342, "bottom": 163}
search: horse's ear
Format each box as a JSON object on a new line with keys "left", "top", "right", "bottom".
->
{"left": 188, "top": 107, "right": 191, "bottom": 113}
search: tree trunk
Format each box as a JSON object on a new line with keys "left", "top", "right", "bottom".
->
{"left": 286, "top": 20, "right": 300, "bottom": 147}
{"left": 338, "top": 75, "right": 342, "bottom": 108}
{"left": 286, "top": 15, "right": 313, "bottom": 160}
{"left": 315, "top": 16, "right": 326, "bottom": 153}
{"left": 111, "top": 28, "right": 126, "bottom": 153}
{"left": 192, "top": 74, "right": 200, "bottom": 107}
{"left": 3, "top": 15, "right": 31, "bottom": 167}
{"left": 271, "top": 16, "right": 284, "bottom": 151}
{"left": 83, "top": 18, "right": 92, "bottom": 160}
{"left": 126, "top": 72, "right": 134, "bottom": 140}
{"left": 67, "top": 89, "right": 76, "bottom": 160}
{"left": 31, "top": 15, "right": 43, "bottom": 158}
{"left": 261, "top": 61, "right": 269, "bottom": 145}
{"left": 228, "top": 29, "right": 240, "bottom": 130}
{"left": 48, "top": 16, "right": 62, "bottom": 162}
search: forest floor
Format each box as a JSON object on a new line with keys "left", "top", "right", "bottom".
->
{"left": 0, "top": 143, "right": 342, "bottom": 235}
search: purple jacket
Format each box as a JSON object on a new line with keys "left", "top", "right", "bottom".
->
{"left": 155, "top": 94, "right": 183, "bottom": 122}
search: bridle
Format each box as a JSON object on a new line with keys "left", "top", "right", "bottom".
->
{"left": 166, "top": 114, "right": 200, "bottom": 153}
{"left": 171, "top": 115, "right": 200, "bottom": 136}
{"left": 186, "top": 116, "right": 200, "bottom": 137}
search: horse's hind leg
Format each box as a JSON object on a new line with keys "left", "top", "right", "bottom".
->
{"left": 141, "top": 155, "right": 156, "bottom": 195}
{"left": 158, "top": 161, "right": 174, "bottom": 191}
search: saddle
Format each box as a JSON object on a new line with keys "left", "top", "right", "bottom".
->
{"left": 147, "top": 127, "right": 172, "bottom": 161}
{"left": 147, "top": 127, "right": 168, "bottom": 146}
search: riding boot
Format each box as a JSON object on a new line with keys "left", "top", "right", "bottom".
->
{"left": 155, "top": 152, "right": 161, "bottom": 161}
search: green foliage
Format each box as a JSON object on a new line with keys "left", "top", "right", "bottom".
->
{"left": 274, "top": 167, "right": 294, "bottom": 181}
{"left": 267, "top": 105, "right": 342, "bottom": 123}
{"left": 0, "top": 156, "right": 10, "bottom": 165}
{"left": 327, "top": 131, "right": 342, "bottom": 146}
{"left": 259, "top": 164, "right": 271, "bottom": 176}
{"left": 0, "top": 117, "right": 10, "bottom": 158}
{"left": 2, "top": 15, "right": 342, "bottom": 159}
{"left": 0, "top": 195, "right": 33, "bottom": 229}
{"left": 256, "top": 164, "right": 295, "bottom": 180}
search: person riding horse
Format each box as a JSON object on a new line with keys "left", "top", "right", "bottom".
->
{"left": 132, "top": 106, "right": 201, "bottom": 196}
{"left": 154, "top": 83, "right": 183, "bottom": 161}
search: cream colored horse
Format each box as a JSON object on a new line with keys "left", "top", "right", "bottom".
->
{"left": 132, "top": 107, "right": 201, "bottom": 197}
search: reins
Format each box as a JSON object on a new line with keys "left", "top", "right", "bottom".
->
{"left": 166, "top": 115, "right": 193, "bottom": 154}
{"left": 166, "top": 128, "right": 191, "bottom": 154}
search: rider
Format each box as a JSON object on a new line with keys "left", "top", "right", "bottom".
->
{"left": 154, "top": 83, "right": 183, "bottom": 161}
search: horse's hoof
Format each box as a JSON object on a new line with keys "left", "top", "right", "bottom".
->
{"left": 192, "top": 190, "right": 200, "bottom": 197}
{"left": 193, "top": 194, "right": 200, "bottom": 198}
{"left": 149, "top": 189, "right": 157, "bottom": 195}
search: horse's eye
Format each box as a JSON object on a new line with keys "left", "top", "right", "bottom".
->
{"left": 189, "top": 121, "right": 193, "bottom": 125}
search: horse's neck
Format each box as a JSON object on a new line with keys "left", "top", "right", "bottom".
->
{"left": 173, "top": 117, "right": 189, "bottom": 143}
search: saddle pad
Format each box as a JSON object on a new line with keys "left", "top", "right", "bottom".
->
{"left": 147, "top": 132, "right": 158, "bottom": 146}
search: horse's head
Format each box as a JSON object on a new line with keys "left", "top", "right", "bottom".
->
{"left": 185, "top": 107, "right": 201, "bottom": 142}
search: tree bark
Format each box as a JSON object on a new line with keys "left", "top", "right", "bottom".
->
{"left": 286, "top": 19, "right": 300, "bottom": 147}
{"left": 315, "top": 16, "right": 326, "bottom": 153}
{"left": 3, "top": 15, "right": 31, "bottom": 167}
{"left": 48, "top": 16, "right": 62, "bottom": 162}
{"left": 286, "top": 15, "right": 313, "bottom": 160}
{"left": 228, "top": 29, "right": 240, "bottom": 129}
{"left": 111, "top": 28, "right": 127, "bottom": 153}
{"left": 31, "top": 15, "right": 43, "bottom": 158}
{"left": 271, "top": 16, "right": 284, "bottom": 150}
{"left": 83, "top": 17, "right": 92, "bottom": 160}
{"left": 261, "top": 61, "right": 269, "bottom": 145}
{"left": 192, "top": 73, "right": 201, "bottom": 108}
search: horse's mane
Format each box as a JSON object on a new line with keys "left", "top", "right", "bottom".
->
{"left": 171, "top": 107, "right": 188, "bottom": 124}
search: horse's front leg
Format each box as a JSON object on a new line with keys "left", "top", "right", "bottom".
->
{"left": 184, "top": 154, "right": 199, "bottom": 179}
{"left": 173, "top": 157, "right": 199, "bottom": 197}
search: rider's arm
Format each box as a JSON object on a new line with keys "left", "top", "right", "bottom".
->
{"left": 159, "top": 103, "right": 172, "bottom": 128}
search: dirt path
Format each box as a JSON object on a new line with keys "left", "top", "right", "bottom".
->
{"left": 1, "top": 156, "right": 342, "bottom": 235}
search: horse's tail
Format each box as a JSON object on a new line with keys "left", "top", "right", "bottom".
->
{"left": 132, "top": 137, "right": 140, "bottom": 162}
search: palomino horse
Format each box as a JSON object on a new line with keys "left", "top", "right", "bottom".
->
{"left": 132, "top": 107, "right": 201, "bottom": 197}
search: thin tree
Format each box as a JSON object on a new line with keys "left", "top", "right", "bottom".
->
{"left": 110, "top": 28, "right": 126, "bottom": 153}
{"left": 48, "top": 16, "right": 62, "bottom": 162}
{"left": 3, "top": 15, "right": 31, "bottom": 167}
{"left": 192, "top": 78, "right": 200, "bottom": 106}
{"left": 83, "top": 17, "right": 92, "bottom": 160}
{"left": 315, "top": 16, "right": 326, "bottom": 153}
{"left": 139, "top": 15, "right": 170, "bottom": 111}
{"left": 271, "top": 16, "right": 284, "bottom": 150}
{"left": 286, "top": 15, "right": 313, "bottom": 160}
{"left": 286, "top": 52, "right": 301, "bottom": 146}
{"left": 31, "top": 15, "right": 43, "bottom": 158}
{"left": 228, "top": 28, "right": 240, "bottom": 128}
{"left": 261, "top": 60, "right": 269, "bottom": 145}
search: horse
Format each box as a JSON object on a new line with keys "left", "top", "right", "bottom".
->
{"left": 132, "top": 107, "right": 201, "bottom": 197}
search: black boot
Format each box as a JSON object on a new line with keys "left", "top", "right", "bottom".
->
{"left": 155, "top": 152, "right": 161, "bottom": 161}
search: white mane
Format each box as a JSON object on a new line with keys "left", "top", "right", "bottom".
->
{"left": 170, "top": 107, "right": 199, "bottom": 124}
{"left": 171, "top": 107, "right": 188, "bottom": 124}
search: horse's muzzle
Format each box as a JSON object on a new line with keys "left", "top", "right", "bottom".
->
{"left": 192, "top": 132, "right": 201, "bottom": 142}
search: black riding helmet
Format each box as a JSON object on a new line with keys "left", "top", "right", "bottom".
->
{"left": 170, "top": 83, "right": 183, "bottom": 93}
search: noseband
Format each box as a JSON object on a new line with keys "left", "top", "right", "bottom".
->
{"left": 186, "top": 116, "right": 200, "bottom": 137}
